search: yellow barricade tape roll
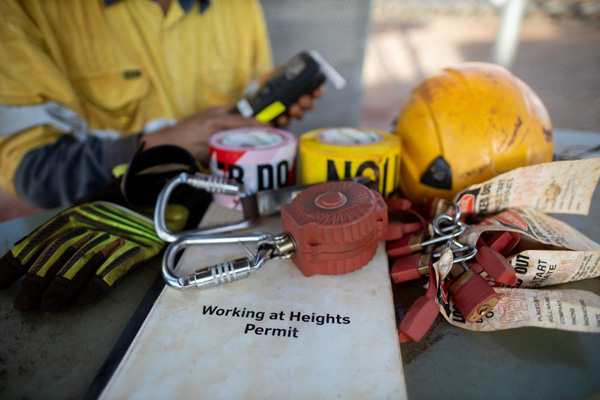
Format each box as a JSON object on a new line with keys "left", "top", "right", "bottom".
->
{"left": 299, "top": 127, "right": 402, "bottom": 197}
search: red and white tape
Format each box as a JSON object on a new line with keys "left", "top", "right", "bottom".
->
{"left": 208, "top": 128, "right": 298, "bottom": 209}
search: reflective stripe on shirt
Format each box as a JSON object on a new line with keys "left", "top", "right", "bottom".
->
{"left": 0, "top": 102, "right": 178, "bottom": 139}
{"left": 0, "top": 102, "right": 122, "bottom": 141}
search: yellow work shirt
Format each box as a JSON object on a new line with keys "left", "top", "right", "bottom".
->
{"left": 0, "top": 0, "right": 272, "bottom": 206}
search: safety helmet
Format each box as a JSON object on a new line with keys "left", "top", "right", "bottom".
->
{"left": 395, "top": 62, "right": 554, "bottom": 203}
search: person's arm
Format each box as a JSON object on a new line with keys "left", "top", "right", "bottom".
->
{"left": 14, "top": 135, "right": 139, "bottom": 209}
{"left": 0, "top": 2, "right": 265, "bottom": 208}
{"left": 7, "top": 104, "right": 275, "bottom": 208}
{"left": 0, "top": 0, "right": 323, "bottom": 209}
{"left": 0, "top": 1, "right": 107, "bottom": 207}
{"left": 0, "top": 1, "right": 129, "bottom": 208}
{"left": 141, "top": 106, "right": 268, "bottom": 163}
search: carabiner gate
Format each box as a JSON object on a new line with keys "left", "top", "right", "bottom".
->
{"left": 162, "top": 232, "right": 273, "bottom": 290}
{"left": 154, "top": 172, "right": 260, "bottom": 242}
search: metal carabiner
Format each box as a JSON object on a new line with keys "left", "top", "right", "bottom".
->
{"left": 162, "top": 232, "right": 273, "bottom": 290}
{"left": 162, "top": 230, "right": 297, "bottom": 291}
{"left": 154, "top": 172, "right": 260, "bottom": 242}
{"left": 154, "top": 172, "right": 375, "bottom": 243}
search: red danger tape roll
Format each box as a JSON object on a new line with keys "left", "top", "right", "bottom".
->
{"left": 208, "top": 128, "right": 298, "bottom": 209}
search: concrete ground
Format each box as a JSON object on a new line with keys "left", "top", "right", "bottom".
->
{"left": 0, "top": 1, "right": 599, "bottom": 222}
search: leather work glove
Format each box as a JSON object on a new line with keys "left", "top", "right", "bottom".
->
{"left": 0, "top": 202, "right": 164, "bottom": 312}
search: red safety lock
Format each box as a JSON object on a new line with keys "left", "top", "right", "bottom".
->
{"left": 381, "top": 220, "right": 425, "bottom": 241}
{"left": 471, "top": 231, "right": 520, "bottom": 285}
{"left": 390, "top": 252, "right": 432, "bottom": 283}
{"left": 398, "top": 267, "right": 439, "bottom": 343}
{"left": 385, "top": 197, "right": 413, "bottom": 212}
{"left": 382, "top": 197, "right": 425, "bottom": 241}
{"left": 449, "top": 267, "right": 500, "bottom": 322}
{"left": 471, "top": 246, "right": 517, "bottom": 286}
{"left": 386, "top": 221, "right": 465, "bottom": 259}
{"left": 414, "top": 197, "right": 455, "bottom": 219}
{"left": 386, "top": 231, "right": 428, "bottom": 258}
{"left": 281, "top": 180, "right": 388, "bottom": 276}
{"left": 476, "top": 230, "right": 521, "bottom": 256}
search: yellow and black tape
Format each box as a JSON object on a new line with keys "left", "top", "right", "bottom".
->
{"left": 299, "top": 128, "right": 402, "bottom": 197}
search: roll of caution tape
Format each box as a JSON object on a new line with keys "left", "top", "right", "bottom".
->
{"left": 299, "top": 127, "right": 401, "bottom": 197}
{"left": 208, "top": 127, "right": 298, "bottom": 209}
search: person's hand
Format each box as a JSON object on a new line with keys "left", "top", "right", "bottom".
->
{"left": 0, "top": 202, "right": 165, "bottom": 312}
{"left": 142, "top": 106, "right": 268, "bottom": 162}
{"left": 253, "top": 66, "right": 325, "bottom": 128}
{"left": 273, "top": 86, "right": 325, "bottom": 127}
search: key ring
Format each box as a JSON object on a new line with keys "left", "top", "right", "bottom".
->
{"left": 432, "top": 204, "right": 477, "bottom": 264}
{"left": 432, "top": 212, "right": 462, "bottom": 236}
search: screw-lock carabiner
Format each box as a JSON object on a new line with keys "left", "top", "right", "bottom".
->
{"left": 162, "top": 232, "right": 274, "bottom": 290}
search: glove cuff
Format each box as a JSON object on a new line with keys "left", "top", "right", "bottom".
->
{"left": 121, "top": 144, "right": 198, "bottom": 208}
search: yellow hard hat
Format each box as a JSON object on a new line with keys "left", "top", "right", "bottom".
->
{"left": 395, "top": 62, "right": 554, "bottom": 203}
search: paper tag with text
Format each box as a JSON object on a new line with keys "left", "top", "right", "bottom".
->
{"left": 460, "top": 207, "right": 600, "bottom": 250}
{"left": 510, "top": 250, "right": 600, "bottom": 288}
{"left": 441, "top": 287, "right": 600, "bottom": 333}
{"left": 455, "top": 157, "right": 600, "bottom": 216}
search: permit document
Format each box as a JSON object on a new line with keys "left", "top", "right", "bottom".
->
{"left": 100, "top": 203, "right": 407, "bottom": 399}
